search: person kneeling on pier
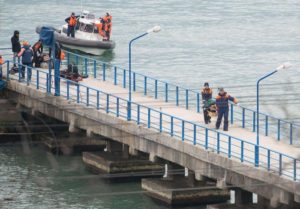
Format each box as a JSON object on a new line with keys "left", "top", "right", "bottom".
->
{"left": 215, "top": 87, "right": 238, "bottom": 131}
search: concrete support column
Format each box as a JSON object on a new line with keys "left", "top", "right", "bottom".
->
{"left": 31, "top": 108, "right": 38, "bottom": 116}
{"left": 235, "top": 188, "right": 253, "bottom": 205}
{"left": 129, "top": 147, "right": 138, "bottom": 156}
{"left": 163, "top": 163, "right": 172, "bottom": 179}
{"left": 69, "top": 118, "right": 79, "bottom": 133}
{"left": 86, "top": 128, "right": 94, "bottom": 138}
{"left": 195, "top": 171, "right": 205, "bottom": 181}
{"left": 149, "top": 153, "right": 157, "bottom": 162}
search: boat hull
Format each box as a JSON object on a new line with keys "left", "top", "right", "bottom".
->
{"left": 36, "top": 26, "right": 115, "bottom": 56}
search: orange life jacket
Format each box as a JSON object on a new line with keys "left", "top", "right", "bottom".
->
{"left": 105, "top": 22, "right": 112, "bottom": 33}
{"left": 0, "top": 57, "right": 4, "bottom": 65}
{"left": 60, "top": 51, "right": 65, "bottom": 60}
{"left": 96, "top": 23, "right": 105, "bottom": 37}
{"left": 69, "top": 16, "right": 77, "bottom": 27}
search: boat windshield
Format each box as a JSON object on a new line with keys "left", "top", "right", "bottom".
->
{"left": 79, "top": 22, "right": 94, "bottom": 33}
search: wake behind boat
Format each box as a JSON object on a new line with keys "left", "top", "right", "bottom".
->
{"left": 36, "top": 11, "right": 115, "bottom": 56}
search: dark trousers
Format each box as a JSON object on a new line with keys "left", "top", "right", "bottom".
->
{"left": 216, "top": 108, "right": 229, "bottom": 131}
{"left": 21, "top": 63, "right": 32, "bottom": 80}
{"left": 67, "top": 26, "right": 75, "bottom": 38}
{"left": 203, "top": 109, "right": 211, "bottom": 124}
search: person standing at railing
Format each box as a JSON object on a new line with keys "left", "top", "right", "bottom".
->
{"left": 65, "top": 12, "right": 78, "bottom": 38}
{"left": 18, "top": 41, "right": 33, "bottom": 81}
{"left": 201, "top": 82, "right": 213, "bottom": 124}
{"left": 11, "top": 30, "right": 21, "bottom": 66}
{"left": 215, "top": 87, "right": 238, "bottom": 131}
{"left": 0, "top": 55, "right": 4, "bottom": 79}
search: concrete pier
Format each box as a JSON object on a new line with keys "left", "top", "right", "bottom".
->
{"left": 41, "top": 135, "right": 106, "bottom": 155}
{"left": 142, "top": 176, "right": 230, "bottom": 206}
{"left": 82, "top": 151, "right": 164, "bottom": 180}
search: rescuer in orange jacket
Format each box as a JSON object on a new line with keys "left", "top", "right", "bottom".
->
{"left": 65, "top": 12, "right": 78, "bottom": 38}
{"left": 215, "top": 87, "right": 238, "bottom": 131}
{"left": 0, "top": 55, "right": 4, "bottom": 79}
{"left": 96, "top": 18, "right": 105, "bottom": 37}
{"left": 102, "top": 12, "right": 112, "bottom": 41}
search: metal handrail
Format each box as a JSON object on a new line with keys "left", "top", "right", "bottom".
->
{"left": 64, "top": 50, "right": 300, "bottom": 145}
{"left": 4, "top": 59, "right": 299, "bottom": 181}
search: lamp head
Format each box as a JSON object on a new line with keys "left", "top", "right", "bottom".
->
{"left": 276, "top": 62, "right": 292, "bottom": 71}
{"left": 147, "top": 26, "right": 161, "bottom": 33}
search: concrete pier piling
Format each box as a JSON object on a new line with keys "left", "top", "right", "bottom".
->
{"left": 82, "top": 151, "right": 165, "bottom": 180}
{"left": 142, "top": 176, "right": 230, "bottom": 206}
{"left": 41, "top": 135, "right": 106, "bottom": 155}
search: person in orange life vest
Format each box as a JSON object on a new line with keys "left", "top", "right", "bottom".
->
{"left": 65, "top": 12, "right": 78, "bottom": 38}
{"left": 102, "top": 12, "right": 112, "bottom": 40}
{"left": 202, "top": 82, "right": 213, "bottom": 124}
{"left": 104, "top": 18, "right": 112, "bottom": 41}
{"left": 96, "top": 18, "right": 105, "bottom": 37}
{"left": 18, "top": 41, "right": 33, "bottom": 80}
{"left": 0, "top": 55, "right": 4, "bottom": 79}
{"left": 215, "top": 87, "right": 238, "bottom": 131}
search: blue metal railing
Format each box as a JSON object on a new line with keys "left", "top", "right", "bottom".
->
{"left": 3, "top": 59, "right": 300, "bottom": 182}
{"left": 64, "top": 50, "right": 300, "bottom": 145}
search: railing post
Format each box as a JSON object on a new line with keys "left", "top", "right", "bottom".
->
{"left": 84, "top": 58, "right": 88, "bottom": 75}
{"left": 106, "top": 94, "right": 109, "bottom": 113}
{"left": 176, "top": 86, "right": 179, "bottom": 106}
{"left": 86, "top": 87, "right": 89, "bottom": 106}
{"left": 185, "top": 89, "right": 189, "bottom": 110}
{"left": 253, "top": 112, "right": 256, "bottom": 132}
{"left": 137, "top": 105, "right": 140, "bottom": 124}
{"left": 241, "top": 141, "right": 244, "bottom": 162}
{"left": 279, "top": 154, "right": 282, "bottom": 176}
{"left": 182, "top": 120, "right": 185, "bottom": 141}
{"left": 230, "top": 104, "right": 234, "bottom": 124}
{"left": 116, "top": 98, "right": 119, "bottom": 117}
{"left": 228, "top": 136, "right": 231, "bottom": 158}
{"left": 114, "top": 66, "right": 117, "bottom": 85}
{"left": 147, "top": 108, "right": 151, "bottom": 128}
{"left": 96, "top": 91, "right": 100, "bottom": 110}
{"left": 267, "top": 150, "right": 271, "bottom": 171}
{"left": 193, "top": 124, "right": 196, "bottom": 145}
{"left": 165, "top": 83, "right": 168, "bottom": 102}
{"left": 36, "top": 71, "right": 39, "bottom": 89}
{"left": 133, "top": 72, "right": 136, "bottom": 91}
{"left": 159, "top": 112, "right": 162, "bottom": 132}
{"left": 290, "top": 124, "right": 293, "bottom": 145}
{"left": 18, "top": 63, "right": 21, "bottom": 82}
{"left": 6, "top": 61, "right": 10, "bottom": 80}
{"left": 144, "top": 76, "right": 147, "bottom": 95}
{"left": 265, "top": 115, "right": 269, "bottom": 136}
{"left": 102, "top": 63, "right": 106, "bottom": 81}
{"left": 76, "top": 84, "right": 80, "bottom": 103}
{"left": 197, "top": 93, "right": 200, "bottom": 113}
{"left": 67, "top": 80, "right": 70, "bottom": 100}
{"left": 155, "top": 80, "right": 158, "bottom": 99}
{"left": 294, "top": 159, "right": 297, "bottom": 181}
{"left": 67, "top": 52, "right": 70, "bottom": 66}
{"left": 46, "top": 74, "right": 49, "bottom": 93}
{"left": 242, "top": 108, "right": 245, "bottom": 128}
{"left": 171, "top": 116, "right": 174, "bottom": 136}
{"left": 26, "top": 66, "right": 29, "bottom": 85}
{"left": 123, "top": 69, "right": 126, "bottom": 88}
{"left": 93, "top": 60, "right": 97, "bottom": 78}
{"left": 277, "top": 120, "right": 281, "bottom": 141}
{"left": 217, "top": 132, "right": 220, "bottom": 154}
{"left": 75, "top": 55, "right": 79, "bottom": 66}
{"left": 205, "top": 128, "right": 208, "bottom": 149}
